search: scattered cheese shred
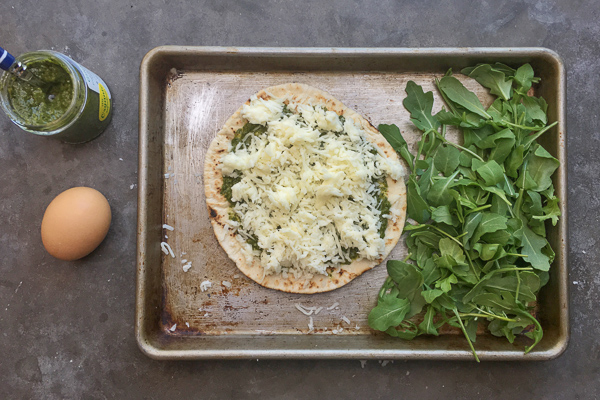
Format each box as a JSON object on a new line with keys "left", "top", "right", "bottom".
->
{"left": 341, "top": 316, "right": 351, "bottom": 325}
{"left": 326, "top": 302, "right": 339, "bottom": 310}
{"left": 169, "top": 324, "right": 177, "bottom": 332}
{"left": 200, "top": 280, "right": 212, "bottom": 292}
{"left": 160, "top": 242, "right": 175, "bottom": 258}
{"left": 163, "top": 224, "right": 175, "bottom": 231}
{"left": 222, "top": 281, "right": 232, "bottom": 288}
{"left": 182, "top": 262, "right": 192, "bottom": 272}
{"left": 295, "top": 303, "right": 315, "bottom": 316}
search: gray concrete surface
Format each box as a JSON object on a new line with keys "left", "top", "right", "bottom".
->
{"left": 0, "top": 0, "right": 598, "bottom": 399}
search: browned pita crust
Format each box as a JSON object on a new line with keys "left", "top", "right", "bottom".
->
{"left": 204, "top": 83, "right": 406, "bottom": 293}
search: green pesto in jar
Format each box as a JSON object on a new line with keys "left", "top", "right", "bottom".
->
{"left": 7, "top": 60, "right": 73, "bottom": 125}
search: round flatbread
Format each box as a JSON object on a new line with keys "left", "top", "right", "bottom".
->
{"left": 204, "top": 83, "right": 406, "bottom": 293}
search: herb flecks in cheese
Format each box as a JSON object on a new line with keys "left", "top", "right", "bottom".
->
{"left": 220, "top": 94, "right": 402, "bottom": 277}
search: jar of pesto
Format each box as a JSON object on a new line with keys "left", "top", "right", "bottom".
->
{"left": 0, "top": 50, "right": 112, "bottom": 144}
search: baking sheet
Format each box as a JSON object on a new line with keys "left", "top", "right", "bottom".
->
{"left": 136, "top": 47, "right": 568, "bottom": 359}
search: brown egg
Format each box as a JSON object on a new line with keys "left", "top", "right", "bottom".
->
{"left": 41, "top": 187, "right": 111, "bottom": 261}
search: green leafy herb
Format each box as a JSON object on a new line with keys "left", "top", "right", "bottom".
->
{"left": 403, "top": 81, "right": 441, "bottom": 132}
{"left": 373, "top": 63, "right": 560, "bottom": 361}
{"left": 368, "top": 296, "right": 412, "bottom": 331}
{"left": 379, "top": 124, "right": 415, "bottom": 170}
{"left": 461, "top": 63, "right": 512, "bottom": 101}
{"left": 437, "top": 76, "right": 491, "bottom": 119}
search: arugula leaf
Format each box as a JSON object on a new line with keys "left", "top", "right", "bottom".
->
{"left": 491, "top": 63, "right": 517, "bottom": 76}
{"left": 435, "top": 109, "right": 462, "bottom": 126}
{"left": 463, "top": 125, "right": 493, "bottom": 148}
{"left": 421, "top": 258, "right": 442, "bottom": 286}
{"left": 471, "top": 292, "right": 514, "bottom": 312}
{"left": 407, "top": 176, "right": 431, "bottom": 223}
{"left": 427, "top": 171, "right": 459, "bottom": 207}
{"left": 516, "top": 224, "right": 551, "bottom": 271}
{"left": 431, "top": 205, "right": 457, "bottom": 226}
{"left": 476, "top": 128, "right": 513, "bottom": 150}
{"left": 514, "top": 63, "right": 538, "bottom": 93}
{"left": 418, "top": 305, "right": 439, "bottom": 335}
{"left": 403, "top": 81, "right": 441, "bottom": 132}
{"left": 472, "top": 159, "right": 504, "bottom": 186}
{"left": 378, "top": 124, "right": 415, "bottom": 168}
{"left": 518, "top": 144, "right": 560, "bottom": 192}
{"left": 464, "top": 318, "right": 478, "bottom": 343}
{"left": 463, "top": 62, "right": 515, "bottom": 77}
{"left": 532, "top": 193, "right": 561, "bottom": 226}
{"left": 438, "top": 238, "right": 465, "bottom": 261}
{"left": 438, "top": 76, "right": 491, "bottom": 119}
{"left": 521, "top": 96, "right": 548, "bottom": 125}
{"left": 436, "top": 273, "right": 458, "bottom": 293}
{"left": 368, "top": 296, "right": 412, "bottom": 331}
{"left": 461, "top": 64, "right": 512, "bottom": 101}
{"left": 386, "top": 322, "right": 419, "bottom": 339}
{"left": 434, "top": 145, "right": 461, "bottom": 176}
{"left": 471, "top": 212, "right": 508, "bottom": 244}
{"left": 487, "top": 98, "right": 508, "bottom": 123}
{"left": 387, "top": 260, "right": 426, "bottom": 318}
{"left": 505, "top": 144, "right": 525, "bottom": 178}
{"left": 462, "top": 212, "right": 483, "bottom": 250}
{"left": 416, "top": 157, "right": 436, "bottom": 196}
{"left": 422, "top": 289, "right": 445, "bottom": 303}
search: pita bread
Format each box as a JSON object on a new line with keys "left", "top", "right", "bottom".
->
{"left": 204, "top": 83, "right": 406, "bottom": 293}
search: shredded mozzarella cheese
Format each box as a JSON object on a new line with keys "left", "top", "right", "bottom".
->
{"left": 200, "top": 280, "right": 212, "bottom": 292}
{"left": 221, "top": 94, "right": 403, "bottom": 277}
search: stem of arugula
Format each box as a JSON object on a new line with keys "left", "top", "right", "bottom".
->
{"left": 504, "top": 121, "right": 552, "bottom": 132}
{"left": 464, "top": 204, "right": 491, "bottom": 216}
{"left": 514, "top": 309, "right": 543, "bottom": 354}
{"left": 412, "top": 224, "right": 464, "bottom": 247}
{"left": 488, "top": 267, "right": 534, "bottom": 275}
{"left": 452, "top": 308, "right": 480, "bottom": 362}
{"left": 431, "top": 130, "right": 485, "bottom": 162}
{"left": 515, "top": 270, "right": 521, "bottom": 303}
{"left": 523, "top": 121, "right": 559, "bottom": 148}
{"left": 459, "top": 312, "right": 516, "bottom": 322}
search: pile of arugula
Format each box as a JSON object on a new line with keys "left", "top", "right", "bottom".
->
{"left": 369, "top": 63, "right": 560, "bottom": 362}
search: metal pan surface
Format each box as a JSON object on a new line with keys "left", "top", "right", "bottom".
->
{"left": 136, "top": 46, "right": 567, "bottom": 360}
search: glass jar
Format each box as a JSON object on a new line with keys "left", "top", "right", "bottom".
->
{"left": 0, "top": 50, "right": 112, "bottom": 144}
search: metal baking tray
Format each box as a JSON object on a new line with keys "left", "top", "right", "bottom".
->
{"left": 136, "top": 46, "right": 568, "bottom": 360}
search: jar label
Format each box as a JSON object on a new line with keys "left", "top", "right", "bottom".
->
{"left": 99, "top": 83, "right": 111, "bottom": 121}
{"left": 72, "top": 62, "right": 112, "bottom": 99}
